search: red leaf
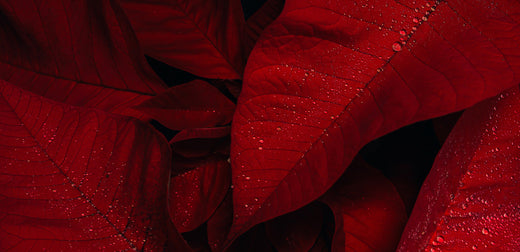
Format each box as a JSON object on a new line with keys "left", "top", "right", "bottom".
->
{"left": 207, "top": 191, "right": 233, "bottom": 251}
{"left": 0, "top": 0, "right": 166, "bottom": 118}
{"left": 246, "top": 0, "right": 285, "bottom": 43}
{"left": 398, "top": 87, "right": 520, "bottom": 251}
{"left": 321, "top": 158, "right": 407, "bottom": 252}
{"left": 0, "top": 80, "right": 179, "bottom": 250}
{"left": 169, "top": 156, "right": 231, "bottom": 233}
{"left": 121, "top": 0, "right": 249, "bottom": 79}
{"left": 135, "top": 80, "right": 235, "bottom": 131}
{"left": 230, "top": 0, "right": 520, "bottom": 241}
{"left": 171, "top": 126, "right": 231, "bottom": 143}
{"left": 265, "top": 203, "right": 323, "bottom": 252}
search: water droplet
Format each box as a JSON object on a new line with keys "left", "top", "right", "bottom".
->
{"left": 399, "top": 29, "right": 407, "bottom": 36}
{"left": 276, "top": 127, "right": 282, "bottom": 131}
{"left": 413, "top": 17, "right": 420, "bottom": 23}
{"left": 245, "top": 176, "right": 251, "bottom": 180}
{"left": 392, "top": 42, "right": 403, "bottom": 52}
{"left": 258, "top": 147, "right": 263, "bottom": 150}
{"left": 259, "top": 139, "right": 264, "bottom": 144}
{"left": 435, "top": 236, "right": 444, "bottom": 243}
{"left": 482, "top": 228, "right": 489, "bottom": 235}
{"left": 472, "top": 245, "right": 477, "bottom": 250}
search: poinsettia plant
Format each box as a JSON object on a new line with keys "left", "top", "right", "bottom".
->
{"left": 1, "top": 0, "right": 520, "bottom": 251}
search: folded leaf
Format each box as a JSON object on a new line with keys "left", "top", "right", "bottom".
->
{"left": 121, "top": 0, "right": 249, "bottom": 79}
{"left": 169, "top": 156, "right": 231, "bottom": 233}
{"left": 135, "top": 80, "right": 235, "bottom": 131}
{"left": 398, "top": 87, "right": 520, "bottom": 251}
{"left": 0, "top": 80, "right": 175, "bottom": 250}
{"left": 0, "top": 0, "right": 166, "bottom": 118}
{"left": 321, "top": 158, "right": 407, "bottom": 252}
{"left": 230, "top": 0, "right": 520, "bottom": 241}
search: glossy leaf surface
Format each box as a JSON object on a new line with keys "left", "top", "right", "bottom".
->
{"left": 121, "top": 0, "right": 249, "bottom": 79}
{"left": 230, "top": 0, "right": 520, "bottom": 240}
{"left": 398, "top": 87, "right": 520, "bottom": 251}
{"left": 0, "top": 80, "right": 172, "bottom": 251}
{"left": 0, "top": 0, "right": 166, "bottom": 118}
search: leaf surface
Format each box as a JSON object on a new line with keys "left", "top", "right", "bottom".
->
{"left": 0, "top": 80, "right": 175, "bottom": 251}
{"left": 121, "top": 0, "right": 249, "bottom": 79}
{"left": 169, "top": 155, "right": 231, "bottom": 233}
{"left": 0, "top": 0, "right": 166, "bottom": 118}
{"left": 246, "top": 0, "right": 285, "bottom": 43}
{"left": 398, "top": 86, "right": 520, "bottom": 251}
{"left": 321, "top": 158, "right": 407, "bottom": 252}
{"left": 230, "top": 0, "right": 520, "bottom": 241}
{"left": 135, "top": 80, "right": 236, "bottom": 131}
{"left": 265, "top": 203, "right": 323, "bottom": 252}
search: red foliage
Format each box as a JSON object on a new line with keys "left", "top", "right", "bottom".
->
{"left": 2, "top": 0, "right": 520, "bottom": 251}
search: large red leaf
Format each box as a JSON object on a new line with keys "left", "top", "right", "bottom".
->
{"left": 121, "top": 0, "right": 249, "bottom": 79}
{"left": 0, "top": 80, "right": 181, "bottom": 250}
{"left": 135, "top": 80, "right": 235, "bottom": 131}
{"left": 230, "top": 0, "right": 520, "bottom": 241}
{"left": 321, "top": 158, "right": 407, "bottom": 252}
{"left": 398, "top": 87, "right": 520, "bottom": 251}
{"left": 169, "top": 155, "right": 231, "bottom": 233}
{"left": 0, "top": 0, "right": 166, "bottom": 118}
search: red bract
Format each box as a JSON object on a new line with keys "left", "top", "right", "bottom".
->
{"left": 135, "top": 80, "right": 235, "bottom": 130}
{"left": 321, "top": 158, "right": 407, "bottom": 251}
{"left": 3, "top": 0, "right": 520, "bottom": 250}
{"left": 399, "top": 87, "right": 520, "bottom": 251}
{"left": 169, "top": 156, "right": 231, "bottom": 233}
{"left": 0, "top": 80, "right": 174, "bottom": 250}
{"left": 121, "top": 0, "right": 249, "bottom": 79}
{"left": 230, "top": 0, "right": 520, "bottom": 242}
{"left": 0, "top": 0, "right": 166, "bottom": 119}
{"left": 265, "top": 203, "right": 324, "bottom": 252}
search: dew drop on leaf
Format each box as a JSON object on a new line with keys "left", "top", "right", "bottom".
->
{"left": 392, "top": 42, "right": 403, "bottom": 52}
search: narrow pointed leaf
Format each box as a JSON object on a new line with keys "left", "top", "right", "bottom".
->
{"left": 230, "top": 0, "right": 520, "bottom": 241}
{"left": 0, "top": 0, "right": 166, "bottom": 118}
{"left": 398, "top": 87, "right": 520, "bottom": 251}
{"left": 0, "top": 80, "right": 174, "bottom": 251}
{"left": 121, "top": 0, "right": 249, "bottom": 79}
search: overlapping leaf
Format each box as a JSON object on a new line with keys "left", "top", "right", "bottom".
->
{"left": 121, "top": 0, "right": 249, "bottom": 79}
{"left": 169, "top": 155, "right": 231, "bottom": 233}
{"left": 398, "top": 87, "right": 520, "bottom": 251}
{"left": 321, "top": 159, "right": 407, "bottom": 251}
{"left": 135, "top": 80, "right": 235, "bottom": 131}
{"left": 0, "top": 0, "right": 166, "bottom": 118}
{"left": 230, "top": 0, "right": 520, "bottom": 241}
{"left": 0, "top": 80, "right": 177, "bottom": 251}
